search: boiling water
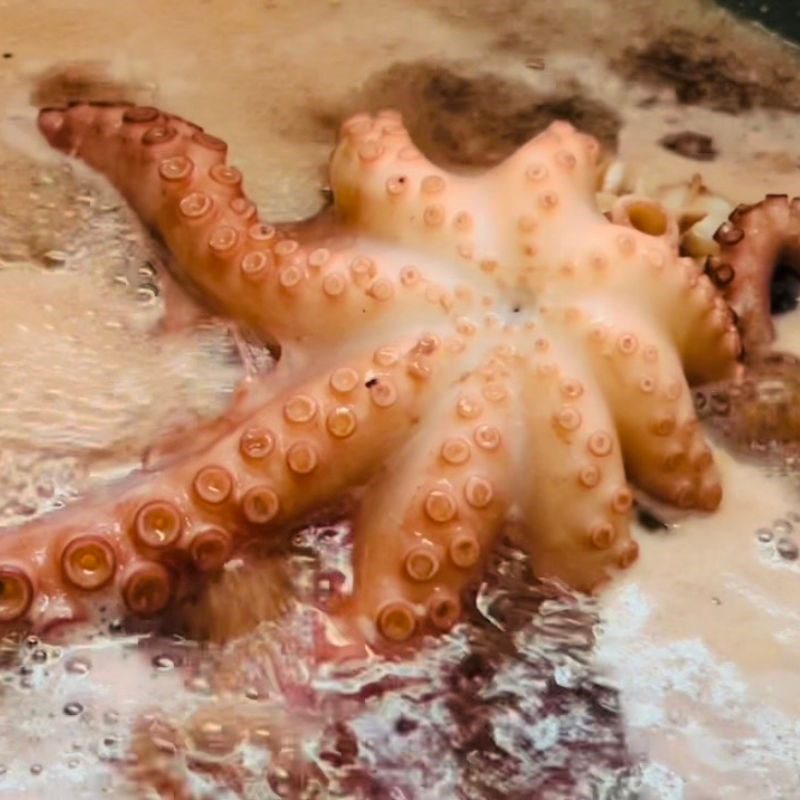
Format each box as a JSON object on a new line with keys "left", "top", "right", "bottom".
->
{"left": 0, "top": 530, "right": 640, "bottom": 799}
{"left": 1, "top": 1, "right": 800, "bottom": 797}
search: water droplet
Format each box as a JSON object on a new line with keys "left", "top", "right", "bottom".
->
{"left": 63, "top": 702, "right": 84, "bottom": 716}
{"left": 98, "top": 735, "right": 120, "bottom": 763}
{"left": 777, "top": 538, "right": 799, "bottom": 561}
{"left": 268, "top": 766, "right": 293, "bottom": 797}
{"left": 185, "top": 676, "right": 210, "bottom": 694}
{"left": 151, "top": 654, "right": 175, "bottom": 672}
{"left": 136, "top": 282, "right": 159, "bottom": 304}
{"left": 756, "top": 528, "right": 774, "bottom": 543}
{"left": 395, "top": 717, "right": 418, "bottom": 734}
{"left": 31, "top": 649, "right": 47, "bottom": 663}
{"left": 553, "top": 663, "right": 580, "bottom": 689}
{"left": 29, "top": 764, "right": 42, "bottom": 776}
{"left": 42, "top": 250, "right": 68, "bottom": 267}
{"left": 65, "top": 656, "right": 92, "bottom": 675}
{"left": 138, "top": 262, "right": 157, "bottom": 280}
{"left": 773, "top": 518, "right": 794, "bottom": 536}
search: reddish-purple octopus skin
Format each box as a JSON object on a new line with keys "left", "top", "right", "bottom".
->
{"left": 0, "top": 101, "right": 742, "bottom": 650}
{"left": 707, "top": 194, "right": 800, "bottom": 353}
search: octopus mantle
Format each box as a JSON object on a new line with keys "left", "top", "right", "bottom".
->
{"left": 0, "top": 103, "right": 740, "bottom": 648}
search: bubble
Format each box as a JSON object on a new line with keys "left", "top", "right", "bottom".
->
{"left": 185, "top": 676, "right": 211, "bottom": 694}
{"left": 396, "top": 717, "right": 418, "bottom": 734}
{"left": 773, "top": 520, "right": 793, "bottom": 537}
{"left": 65, "top": 656, "right": 92, "bottom": 675}
{"left": 267, "top": 766, "right": 293, "bottom": 797}
{"left": 63, "top": 702, "right": 84, "bottom": 716}
{"left": 103, "top": 710, "right": 120, "bottom": 726}
{"left": 777, "top": 538, "right": 799, "bottom": 561}
{"left": 756, "top": 528, "right": 774, "bottom": 543}
{"left": 151, "top": 654, "right": 175, "bottom": 672}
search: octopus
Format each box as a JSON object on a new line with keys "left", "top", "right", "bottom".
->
{"left": 0, "top": 101, "right": 742, "bottom": 653}
{"left": 707, "top": 193, "right": 800, "bottom": 353}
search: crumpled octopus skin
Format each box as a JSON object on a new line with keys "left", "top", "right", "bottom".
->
{"left": 0, "top": 102, "right": 741, "bottom": 649}
{"left": 707, "top": 194, "right": 800, "bottom": 353}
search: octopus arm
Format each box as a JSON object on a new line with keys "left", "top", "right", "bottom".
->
{"left": 548, "top": 304, "right": 722, "bottom": 510}
{"left": 535, "top": 223, "right": 740, "bottom": 385}
{"left": 516, "top": 337, "right": 637, "bottom": 592}
{"left": 339, "top": 372, "right": 515, "bottom": 646}
{"left": 330, "top": 111, "right": 479, "bottom": 262}
{"left": 0, "top": 338, "right": 450, "bottom": 629}
{"left": 710, "top": 194, "right": 800, "bottom": 352}
{"left": 36, "top": 104, "right": 437, "bottom": 348}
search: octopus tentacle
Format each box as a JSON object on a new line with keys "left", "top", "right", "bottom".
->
{"left": 330, "top": 110, "right": 480, "bottom": 265}
{"left": 0, "top": 336, "right": 454, "bottom": 629}
{"left": 534, "top": 224, "right": 739, "bottom": 383}
{"left": 708, "top": 194, "right": 800, "bottom": 352}
{"left": 548, "top": 304, "right": 721, "bottom": 510}
{"left": 342, "top": 372, "right": 516, "bottom": 645}
{"left": 516, "top": 336, "right": 636, "bottom": 591}
{"left": 38, "top": 104, "right": 448, "bottom": 348}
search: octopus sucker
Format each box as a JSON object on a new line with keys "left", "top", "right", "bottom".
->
{"left": 0, "top": 101, "right": 744, "bottom": 647}
{"left": 708, "top": 193, "right": 800, "bottom": 352}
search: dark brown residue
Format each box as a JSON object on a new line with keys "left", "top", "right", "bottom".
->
{"left": 30, "top": 61, "right": 152, "bottom": 109}
{"left": 660, "top": 131, "right": 717, "bottom": 161}
{"left": 617, "top": 28, "right": 800, "bottom": 113}
{"left": 313, "top": 61, "right": 620, "bottom": 169}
